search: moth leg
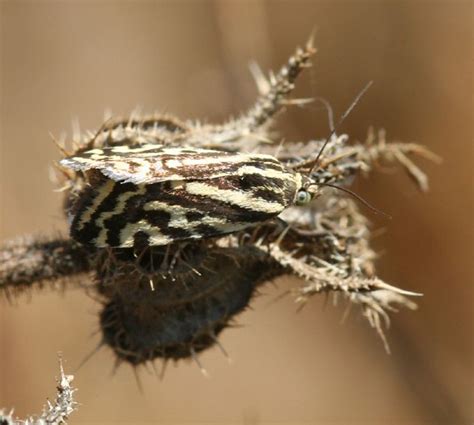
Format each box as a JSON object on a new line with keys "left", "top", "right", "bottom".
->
{"left": 267, "top": 217, "right": 292, "bottom": 246}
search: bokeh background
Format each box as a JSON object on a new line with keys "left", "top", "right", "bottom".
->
{"left": 1, "top": 1, "right": 472, "bottom": 424}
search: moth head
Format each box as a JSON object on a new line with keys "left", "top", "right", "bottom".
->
{"left": 292, "top": 159, "right": 391, "bottom": 219}
{"left": 294, "top": 177, "right": 321, "bottom": 206}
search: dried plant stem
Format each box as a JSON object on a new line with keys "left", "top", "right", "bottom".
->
{"left": 0, "top": 357, "right": 77, "bottom": 425}
{"left": 0, "top": 236, "right": 92, "bottom": 295}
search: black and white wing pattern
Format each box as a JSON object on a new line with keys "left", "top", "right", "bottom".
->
{"left": 60, "top": 144, "right": 288, "bottom": 185}
{"left": 61, "top": 145, "right": 302, "bottom": 247}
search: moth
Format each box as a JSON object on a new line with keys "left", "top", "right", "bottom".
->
{"left": 60, "top": 144, "right": 322, "bottom": 248}
{"left": 0, "top": 36, "right": 434, "bottom": 370}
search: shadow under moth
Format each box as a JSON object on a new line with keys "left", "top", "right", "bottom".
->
{"left": 0, "top": 38, "right": 439, "bottom": 377}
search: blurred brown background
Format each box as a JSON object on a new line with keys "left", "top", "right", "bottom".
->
{"left": 1, "top": 1, "right": 472, "bottom": 424}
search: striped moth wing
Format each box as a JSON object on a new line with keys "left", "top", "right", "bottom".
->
{"left": 60, "top": 145, "right": 302, "bottom": 247}
{"left": 61, "top": 144, "right": 291, "bottom": 185}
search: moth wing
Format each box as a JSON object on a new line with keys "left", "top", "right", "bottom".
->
{"left": 69, "top": 164, "right": 299, "bottom": 248}
{"left": 60, "top": 144, "right": 275, "bottom": 185}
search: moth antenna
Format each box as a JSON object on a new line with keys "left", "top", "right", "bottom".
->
{"left": 292, "top": 80, "right": 373, "bottom": 172}
{"left": 320, "top": 182, "right": 391, "bottom": 219}
{"left": 310, "top": 80, "right": 373, "bottom": 173}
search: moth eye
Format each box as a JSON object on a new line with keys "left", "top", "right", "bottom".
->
{"left": 295, "top": 189, "right": 312, "bottom": 206}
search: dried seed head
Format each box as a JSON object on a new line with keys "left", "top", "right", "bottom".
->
{"left": 97, "top": 246, "right": 280, "bottom": 365}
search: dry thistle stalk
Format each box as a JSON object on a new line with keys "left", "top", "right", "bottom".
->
{"left": 0, "top": 358, "right": 77, "bottom": 425}
{"left": 0, "top": 38, "right": 438, "bottom": 374}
